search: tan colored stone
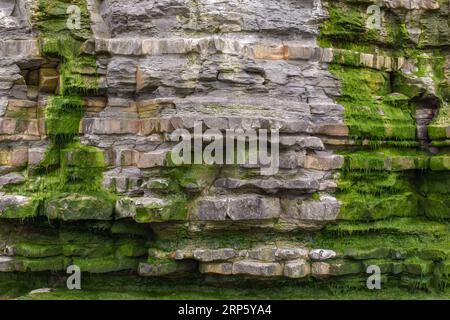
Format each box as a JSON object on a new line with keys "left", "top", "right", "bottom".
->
{"left": 320, "top": 48, "right": 334, "bottom": 63}
{"left": 108, "top": 38, "right": 142, "bottom": 55}
{"left": 83, "top": 97, "right": 107, "bottom": 110}
{"left": 28, "top": 147, "right": 46, "bottom": 166}
{"left": 288, "top": 45, "right": 314, "bottom": 60}
{"left": 0, "top": 119, "right": 17, "bottom": 135}
{"left": 118, "top": 149, "right": 139, "bottom": 166}
{"left": 39, "top": 68, "right": 59, "bottom": 93}
{"left": 312, "top": 262, "right": 331, "bottom": 278}
{"left": 142, "top": 38, "right": 188, "bottom": 55}
{"left": 232, "top": 260, "right": 283, "bottom": 277}
{"left": 27, "top": 70, "right": 39, "bottom": 86}
{"left": 11, "top": 147, "right": 28, "bottom": 167}
{"left": 284, "top": 259, "right": 311, "bottom": 278}
{"left": 199, "top": 262, "right": 233, "bottom": 275}
{"left": 305, "top": 152, "right": 344, "bottom": 170}
{"left": 316, "top": 124, "right": 349, "bottom": 137}
{"left": 139, "top": 118, "right": 160, "bottom": 135}
{"left": 137, "top": 149, "right": 169, "bottom": 168}
{"left": 25, "top": 120, "right": 40, "bottom": 136}
{"left": 360, "top": 53, "right": 374, "bottom": 68}
{"left": 253, "top": 45, "right": 288, "bottom": 60}
{"left": 83, "top": 118, "right": 140, "bottom": 135}
{"left": 7, "top": 99, "right": 37, "bottom": 109}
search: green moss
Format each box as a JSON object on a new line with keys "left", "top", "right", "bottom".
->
{"left": 17, "top": 256, "right": 69, "bottom": 272}
{"left": 13, "top": 243, "right": 63, "bottom": 258}
{"left": 0, "top": 197, "right": 40, "bottom": 219}
{"left": 430, "top": 155, "right": 450, "bottom": 171}
{"left": 110, "top": 220, "right": 152, "bottom": 237}
{"left": 45, "top": 96, "right": 83, "bottom": 140}
{"left": 330, "top": 64, "right": 390, "bottom": 101}
{"left": 60, "top": 56, "right": 98, "bottom": 95}
{"left": 45, "top": 193, "right": 114, "bottom": 221}
{"left": 417, "top": 13, "right": 450, "bottom": 48}
{"left": 363, "top": 259, "right": 404, "bottom": 274}
{"left": 418, "top": 172, "right": 450, "bottom": 195}
{"left": 403, "top": 258, "right": 434, "bottom": 276}
{"left": 62, "top": 242, "right": 114, "bottom": 258}
{"left": 421, "top": 196, "right": 450, "bottom": 221}
{"left": 325, "top": 217, "right": 449, "bottom": 238}
{"left": 72, "top": 256, "right": 140, "bottom": 273}
{"left": 329, "top": 64, "right": 416, "bottom": 141}
{"left": 12, "top": 0, "right": 114, "bottom": 221}
{"left": 332, "top": 49, "right": 361, "bottom": 66}
{"left": 116, "top": 240, "right": 148, "bottom": 258}
{"left": 35, "top": 0, "right": 92, "bottom": 43}
{"left": 385, "top": 16, "right": 410, "bottom": 50}
{"left": 339, "top": 192, "right": 419, "bottom": 221}
{"left": 319, "top": 3, "right": 375, "bottom": 44}
{"left": 340, "top": 149, "right": 430, "bottom": 172}
{"left": 392, "top": 72, "right": 426, "bottom": 99}
{"left": 135, "top": 195, "right": 188, "bottom": 223}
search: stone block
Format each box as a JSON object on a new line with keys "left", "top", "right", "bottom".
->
{"left": 232, "top": 260, "right": 283, "bottom": 277}
{"left": 284, "top": 259, "right": 311, "bottom": 278}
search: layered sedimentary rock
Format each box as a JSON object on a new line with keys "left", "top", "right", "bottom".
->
{"left": 0, "top": 0, "right": 448, "bottom": 299}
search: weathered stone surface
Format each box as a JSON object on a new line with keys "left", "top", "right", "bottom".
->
{"left": 312, "top": 260, "right": 362, "bottom": 278}
{"left": 29, "top": 288, "right": 54, "bottom": 295}
{"left": 311, "top": 262, "right": 331, "bottom": 278}
{"left": 382, "top": 0, "right": 440, "bottom": 10}
{"left": 195, "top": 195, "right": 281, "bottom": 221}
{"left": 138, "top": 260, "right": 197, "bottom": 277}
{"left": 106, "top": 58, "right": 137, "bottom": 93}
{"left": 284, "top": 259, "right": 311, "bottom": 278}
{"left": 199, "top": 262, "right": 233, "bottom": 275}
{"left": 10, "top": 147, "right": 28, "bottom": 167}
{"left": 215, "top": 173, "right": 323, "bottom": 193}
{"left": 247, "top": 246, "right": 277, "bottom": 262}
{"left": 38, "top": 68, "right": 59, "bottom": 93}
{"left": 275, "top": 247, "right": 309, "bottom": 261}
{"left": 232, "top": 260, "right": 283, "bottom": 277}
{"left": 0, "top": 193, "right": 38, "bottom": 218}
{"left": 137, "top": 149, "right": 168, "bottom": 168}
{"left": 309, "top": 249, "right": 337, "bottom": 261}
{"left": 282, "top": 194, "right": 340, "bottom": 222}
{"left": 45, "top": 194, "right": 114, "bottom": 221}
{"left": 28, "top": 147, "right": 46, "bottom": 166}
{"left": 115, "top": 197, "right": 137, "bottom": 219}
{"left": 305, "top": 151, "right": 344, "bottom": 171}
{"left": 115, "top": 196, "right": 170, "bottom": 221}
{"left": 0, "top": 256, "right": 15, "bottom": 272}
{"left": 0, "top": 172, "right": 25, "bottom": 187}
{"left": 193, "top": 248, "right": 237, "bottom": 262}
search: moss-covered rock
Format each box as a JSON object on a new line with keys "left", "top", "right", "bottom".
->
{"left": 45, "top": 194, "right": 114, "bottom": 221}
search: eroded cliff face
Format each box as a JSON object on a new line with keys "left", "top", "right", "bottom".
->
{"left": 0, "top": 0, "right": 448, "bottom": 299}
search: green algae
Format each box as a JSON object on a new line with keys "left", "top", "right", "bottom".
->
{"left": 329, "top": 64, "right": 417, "bottom": 141}
{"left": 72, "top": 256, "right": 140, "bottom": 273}
{"left": 5, "top": 0, "right": 117, "bottom": 223}
{"left": 319, "top": 2, "right": 376, "bottom": 44}
{"left": 45, "top": 96, "right": 84, "bottom": 139}
{"left": 317, "top": 1, "right": 450, "bottom": 295}
{"left": 7, "top": 272, "right": 449, "bottom": 300}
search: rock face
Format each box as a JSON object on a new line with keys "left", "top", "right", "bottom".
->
{"left": 0, "top": 0, "right": 448, "bottom": 299}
